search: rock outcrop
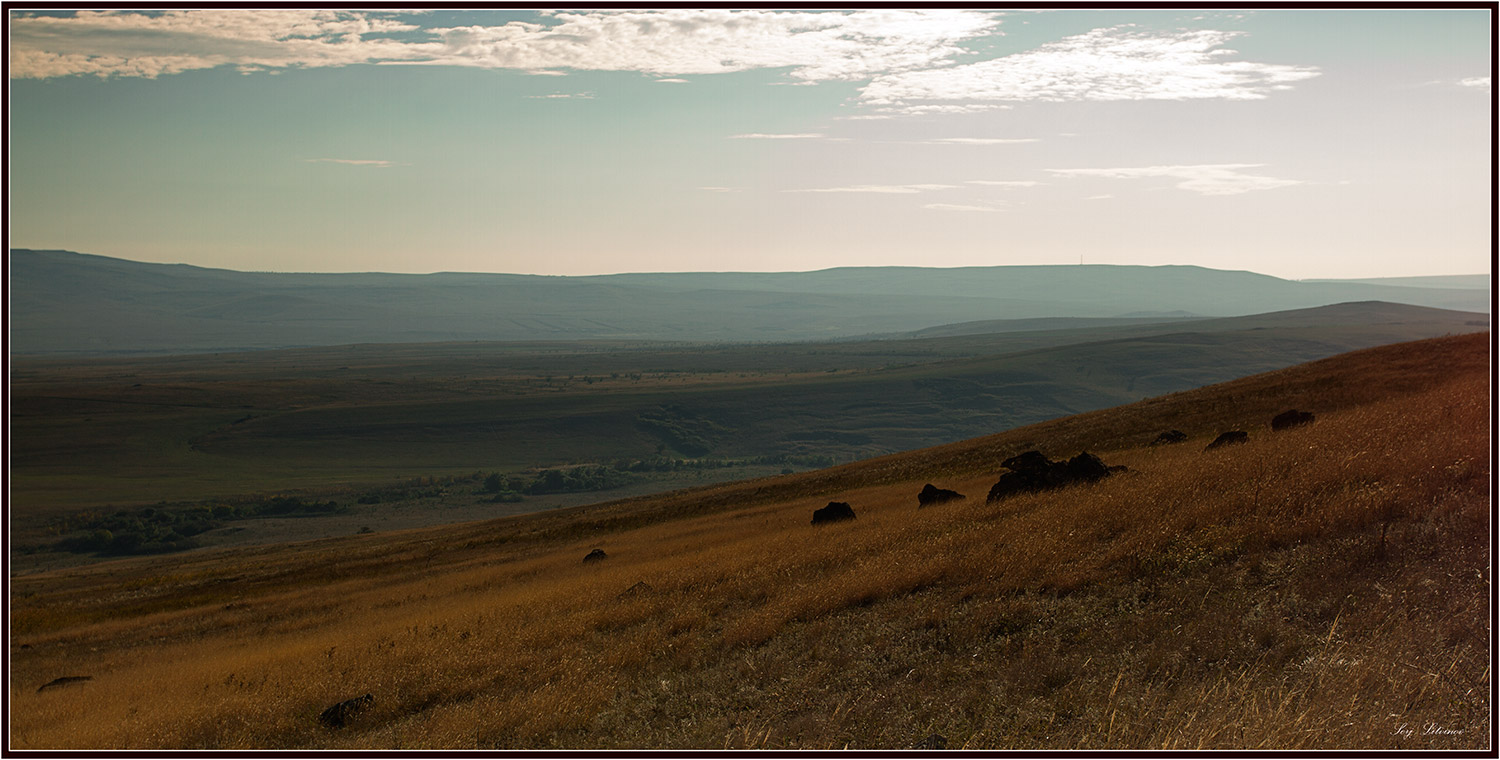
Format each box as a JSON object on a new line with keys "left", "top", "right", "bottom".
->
{"left": 1150, "top": 430, "right": 1188, "bottom": 445}
{"left": 811, "top": 501, "right": 856, "bottom": 525}
{"left": 917, "top": 484, "right": 965, "bottom": 508}
{"left": 986, "top": 451, "right": 1114, "bottom": 503}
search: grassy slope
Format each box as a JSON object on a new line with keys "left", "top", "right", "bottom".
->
{"left": 9, "top": 303, "right": 1485, "bottom": 518}
{"left": 8, "top": 332, "right": 1489, "bottom": 749}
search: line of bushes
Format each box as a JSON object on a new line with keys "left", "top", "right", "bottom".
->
{"left": 473, "top": 453, "right": 839, "bottom": 500}
{"left": 51, "top": 496, "right": 346, "bottom": 556}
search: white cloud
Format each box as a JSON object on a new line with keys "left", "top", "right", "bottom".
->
{"left": 8, "top": 10, "right": 430, "bottom": 78}
{"left": 923, "top": 203, "right": 999, "bottom": 212}
{"left": 305, "top": 158, "right": 396, "bottom": 167}
{"left": 729, "top": 133, "right": 825, "bottom": 140}
{"left": 8, "top": 9, "right": 1002, "bottom": 81}
{"left": 927, "top": 137, "right": 1039, "bottom": 145}
{"left": 860, "top": 26, "right": 1320, "bottom": 106}
{"left": 698, "top": 186, "right": 738, "bottom": 192}
{"left": 1459, "top": 76, "right": 1491, "bottom": 89}
{"left": 787, "top": 184, "right": 958, "bottom": 194}
{"left": 967, "top": 180, "right": 1042, "bottom": 187}
{"left": 526, "top": 92, "right": 594, "bottom": 99}
{"left": 655, "top": 78, "right": 689, "bottom": 83}
{"left": 1049, "top": 164, "right": 1303, "bottom": 195}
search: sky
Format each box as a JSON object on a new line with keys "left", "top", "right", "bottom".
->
{"left": 6, "top": 8, "right": 1494, "bottom": 279}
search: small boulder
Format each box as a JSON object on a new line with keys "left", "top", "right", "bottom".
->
{"left": 36, "top": 676, "right": 91, "bottom": 693}
{"left": 1271, "top": 409, "right": 1316, "bottom": 431}
{"left": 583, "top": 548, "right": 608, "bottom": 563}
{"left": 917, "top": 484, "right": 965, "bottom": 508}
{"left": 1150, "top": 430, "right": 1188, "bottom": 446}
{"left": 1205, "top": 431, "right": 1249, "bottom": 450}
{"left": 811, "top": 501, "right": 856, "bottom": 525}
{"left": 319, "top": 693, "right": 373, "bottom": 729}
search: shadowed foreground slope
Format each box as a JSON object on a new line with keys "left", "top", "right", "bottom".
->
{"left": 8, "top": 333, "right": 1489, "bottom": 750}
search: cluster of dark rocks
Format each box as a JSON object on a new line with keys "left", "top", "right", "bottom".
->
{"left": 808, "top": 410, "right": 1316, "bottom": 521}
{"left": 984, "top": 450, "right": 1120, "bottom": 503}
{"left": 1147, "top": 409, "right": 1316, "bottom": 452}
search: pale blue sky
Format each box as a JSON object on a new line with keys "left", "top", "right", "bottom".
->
{"left": 7, "top": 9, "right": 1492, "bottom": 278}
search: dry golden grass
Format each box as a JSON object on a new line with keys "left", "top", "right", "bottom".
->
{"left": 9, "top": 333, "right": 1490, "bottom": 749}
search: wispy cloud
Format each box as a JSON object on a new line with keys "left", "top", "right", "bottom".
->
{"left": 526, "top": 92, "right": 594, "bottom": 99}
{"left": 698, "top": 186, "right": 738, "bottom": 192}
{"left": 786, "top": 184, "right": 958, "bottom": 194}
{"left": 926, "top": 137, "right": 1039, "bottom": 145}
{"left": 8, "top": 9, "right": 1002, "bottom": 81}
{"left": 655, "top": 78, "right": 689, "bottom": 83}
{"left": 860, "top": 26, "right": 1319, "bottom": 107}
{"left": 729, "top": 133, "right": 825, "bottom": 140}
{"left": 1049, "top": 164, "right": 1302, "bottom": 195}
{"left": 1459, "top": 76, "right": 1491, "bottom": 89}
{"left": 844, "top": 103, "right": 1012, "bottom": 119}
{"left": 967, "top": 180, "right": 1042, "bottom": 187}
{"left": 305, "top": 158, "right": 397, "bottom": 168}
{"left": 923, "top": 203, "right": 999, "bottom": 212}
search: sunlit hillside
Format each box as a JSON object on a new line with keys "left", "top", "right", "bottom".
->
{"left": 9, "top": 333, "right": 1489, "bottom": 750}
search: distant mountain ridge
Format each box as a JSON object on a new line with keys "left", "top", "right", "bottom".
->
{"left": 9, "top": 249, "right": 1491, "bottom": 355}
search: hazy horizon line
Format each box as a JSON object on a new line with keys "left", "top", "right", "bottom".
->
{"left": 11, "top": 248, "right": 1489, "bottom": 283}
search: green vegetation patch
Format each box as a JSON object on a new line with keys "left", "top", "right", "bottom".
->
{"left": 50, "top": 496, "right": 347, "bottom": 556}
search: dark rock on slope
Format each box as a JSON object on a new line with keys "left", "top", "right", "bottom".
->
{"left": 812, "top": 502, "right": 857, "bottom": 525}
{"left": 986, "top": 451, "right": 1114, "bottom": 503}
{"left": 1271, "top": 409, "right": 1316, "bottom": 430}
{"left": 1205, "top": 431, "right": 1249, "bottom": 449}
{"left": 917, "top": 484, "right": 965, "bottom": 508}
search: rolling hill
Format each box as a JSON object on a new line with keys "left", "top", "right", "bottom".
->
{"left": 9, "top": 249, "right": 1490, "bottom": 354}
{"left": 8, "top": 332, "right": 1489, "bottom": 749}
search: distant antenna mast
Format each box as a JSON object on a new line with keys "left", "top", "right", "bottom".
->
{"left": 1079, "top": 253, "right": 1083, "bottom": 266}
